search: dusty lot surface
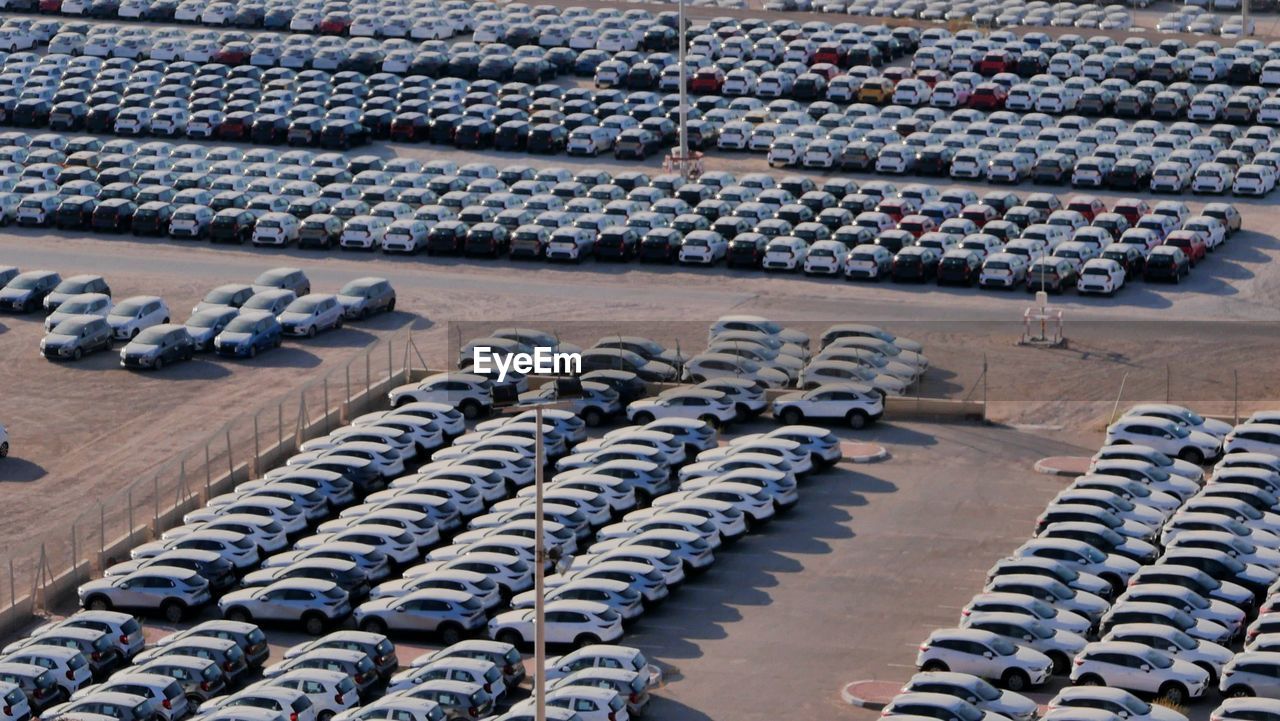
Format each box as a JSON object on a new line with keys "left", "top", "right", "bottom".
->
{"left": 23, "top": 419, "right": 1093, "bottom": 721}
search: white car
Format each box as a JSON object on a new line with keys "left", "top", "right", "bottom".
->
{"left": 489, "top": 600, "right": 624, "bottom": 647}
{"left": 106, "top": 296, "right": 170, "bottom": 341}
{"left": 761, "top": 236, "right": 808, "bottom": 271}
{"left": 1076, "top": 258, "right": 1125, "bottom": 296}
{"left": 1104, "top": 417, "right": 1223, "bottom": 465}
{"left": 268, "top": 669, "right": 358, "bottom": 720}
{"left": 0, "top": 424, "right": 7, "bottom": 457}
{"left": 1225, "top": 424, "right": 1280, "bottom": 456}
{"left": 77, "top": 566, "right": 210, "bottom": 623}
{"left": 1219, "top": 652, "right": 1280, "bottom": 698}
{"left": 218, "top": 579, "right": 350, "bottom": 636}
{"left": 916, "top": 628, "right": 1053, "bottom": 692}
{"left": 627, "top": 389, "right": 737, "bottom": 427}
{"left": 678, "top": 231, "right": 727, "bottom": 265}
{"left": 771, "top": 383, "right": 883, "bottom": 429}
{"left": 546, "top": 686, "right": 629, "bottom": 721}
{"left": 387, "top": 373, "right": 492, "bottom": 418}
{"left": 1070, "top": 641, "right": 1210, "bottom": 704}
{"left": 802, "top": 240, "right": 846, "bottom": 275}
{"left": 1122, "top": 404, "right": 1233, "bottom": 439}
{"left": 278, "top": 295, "right": 344, "bottom": 338}
{"left": 1101, "top": 624, "right": 1233, "bottom": 683}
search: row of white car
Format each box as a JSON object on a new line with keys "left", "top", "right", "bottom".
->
{"left": 915, "top": 403, "right": 1280, "bottom": 709}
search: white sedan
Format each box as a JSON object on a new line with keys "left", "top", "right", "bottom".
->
{"left": 771, "top": 382, "right": 884, "bottom": 429}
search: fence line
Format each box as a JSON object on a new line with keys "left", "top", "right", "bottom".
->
{"left": 0, "top": 331, "right": 430, "bottom": 636}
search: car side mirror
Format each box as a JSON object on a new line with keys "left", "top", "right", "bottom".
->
{"left": 1024, "top": 635, "right": 1034, "bottom": 642}
{"left": 983, "top": 651, "right": 994, "bottom": 659}
{"left": 1140, "top": 664, "right": 1151, "bottom": 672}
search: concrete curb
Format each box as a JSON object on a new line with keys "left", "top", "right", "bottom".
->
{"left": 1034, "top": 456, "right": 1092, "bottom": 477}
{"left": 841, "top": 680, "right": 894, "bottom": 710}
{"left": 842, "top": 443, "right": 890, "bottom": 464}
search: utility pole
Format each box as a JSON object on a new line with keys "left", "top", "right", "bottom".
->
{"left": 675, "top": 0, "right": 690, "bottom": 180}
{"left": 534, "top": 405, "right": 546, "bottom": 721}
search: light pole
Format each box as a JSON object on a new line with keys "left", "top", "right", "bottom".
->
{"left": 494, "top": 380, "right": 581, "bottom": 721}
{"left": 676, "top": 0, "right": 689, "bottom": 181}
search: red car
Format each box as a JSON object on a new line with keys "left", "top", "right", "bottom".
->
{"left": 318, "top": 12, "right": 352, "bottom": 35}
{"left": 916, "top": 69, "right": 946, "bottom": 87}
{"left": 968, "top": 83, "right": 1008, "bottom": 110}
{"left": 38, "top": 0, "right": 61, "bottom": 11}
{"left": 898, "top": 214, "right": 937, "bottom": 238}
{"left": 978, "top": 51, "right": 1015, "bottom": 76}
{"left": 1164, "top": 230, "right": 1207, "bottom": 265}
{"left": 212, "top": 43, "right": 250, "bottom": 65}
{"left": 1112, "top": 197, "right": 1151, "bottom": 227}
{"left": 812, "top": 43, "right": 845, "bottom": 66}
{"left": 876, "top": 197, "right": 921, "bottom": 222}
{"left": 216, "top": 113, "right": 252, "bottom": 140}
{"left": 960, "top": 203, "right": 999, "bottom": 228}
{"left": 1066, "top": 195, "right": 1107, "bottom": 222}
{"left": 689, "top": 68, "right": 725, "bottom": 94}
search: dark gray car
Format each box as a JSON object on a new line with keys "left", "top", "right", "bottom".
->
{"left": 336, "top": 277, "right": 396, "bottom": 319}
{"left": 41, "top": 316, "right": 113, "bottom": 361}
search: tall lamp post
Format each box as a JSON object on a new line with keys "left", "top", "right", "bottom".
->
{"left": 493, "top": 378, "right": 583, "bottom": 721}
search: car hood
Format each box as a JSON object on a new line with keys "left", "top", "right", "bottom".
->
{"left": 988, "top": 690, "right": 1038, "bottom": 720}
{"left": 43, "top": 332, "right": 78, "bottom": 346}
{"left": 218, "top": 331, "right": 253, "bottom": 344}
{"left": 1201, "top": 418, "right": 1234, "bottom": 437}
{"left": 0, "top": 287, "right": 32, "bottom": 301}
{"left": 124, "top": 343, "right": 160, "bottom": 356}
{"left": 278, "top": 311, "right": 313, "bottom": 324}
{"left": 336, "top": 294, "right": 364, "bottom": 307}
{"left": 218, "top": 588, "right": 258, "bottom": 605}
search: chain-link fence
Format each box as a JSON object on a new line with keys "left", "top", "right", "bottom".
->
{"left": 0, "top": 331, "right": 430, "bottom": 633}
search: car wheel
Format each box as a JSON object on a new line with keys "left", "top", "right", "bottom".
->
{"left": 496, "top": 629, "right": 523, "bottom": 647}
{"left": 698, "top": 414, "right": 721, "bottom": 429}
{"left": 439, "top": 623, "right": 463, "bottom": 645}
{"left": 780, "top": 407, "right": 804, "bottom": 425}
{"left": 1048, "top": 652, "right": 1070, "bottom": 675}
{"left": 1075, "top": 673, "right": 1104, "bottom": 686}
{"left": 87, "top": 595, "right": 112, "bottom": 611}
{"left": 1178, "top": 447, "right": 1204, "bottom": 464}
{"left": 154, "top": 357, "right": 163, "bottom": 371}
{"left": 582, "top": 408, "right": 604, "bottom": 427}
{"left": 72, "top": 347, "right": 82, "bottom": 361}
{"left": 633, "top": 412, "right": 655, "bottom": 425}
{"left": 1000, "top": 669, "right": 1029, "bottom": 692}
{"left": 848, "top": 410, "right": 870, "bottom": 430}
{"left": 1228, "top": 685, "right": 1255, "bottom": 698}
{"left": 459, "top": 399, "right": 481, "bottom": 419}
{"left": 360, "top": 617, "right": 387, "bottom": 634}
{"left": 306, "top": 325, "right": 316, "bottom": 338}
{"left": 317, "top": 713, "right": 333, "bottom": 721}
{"left": 302, "top": 613, "right": 326, "bottom": 636}
{"left": 920, "top": 660, "right": 948, "bottom": 672}
{"left": 573, "top": 633, "right": 600, "bottom": 649}
{"left": 1159, "top": 682, "right": 1189, "bottom": 706}
{"left": 247, "top": 344, "right": 257, "bottom": 359}
{"left": 161, "top": 601, "right": 185, "bottom": 624}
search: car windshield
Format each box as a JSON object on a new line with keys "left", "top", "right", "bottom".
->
{"left": 338, "top": 281, "right": 371, "bottom": 296}
{"left": 52, "top": 319, "right": 92, "bottom": 335}
{"left": 134, "top": 327, "right": 169, "bottom": 344}
{"left": 8, "top": 276, "right": 45, "bottom": 290}
{"left": 1171, "top": 425, "right": 1191, "bottom": 438}
{"left": 223, "top": 317, "right": 259, "bottom": 333}
{"left": 187, "top": 313, "right": 227, "bottom": 329}
{"left": 287, "top": 298, "right": 323, "bottom": 313}
{"left": 60, "top": 299, "right": 99, "bottom": 313}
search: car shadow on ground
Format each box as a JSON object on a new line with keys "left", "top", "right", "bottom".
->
{"left": 247, "top": 347, "right": 323, "bottom": 369}
{"left": 627, "top": 466, "right": 883, "bottom": 661}
{"left": 0, "top": 457, "right": 47, "bottom": 482}
{"left": 862, "top": 422, "right": 942, "bottom": 448}
{"left": 302, "top": 326, "right": 379, "bottom": 349}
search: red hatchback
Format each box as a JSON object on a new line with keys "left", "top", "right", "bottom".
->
{"left": 319, "top": 12, "right": 352, "bottom": 34}
{"left": 1066, "top": 195, "right": 1107, "bottom": 222}
{"left": 978, "top": 51, "right": 1014, "bottom": 76}
{"left": 968, "top": 83, "right": 1008, "bottom": 110}
{"left": 689, "top": 68, "right": 725, "bottom": 94}
{"left": 1164, "top": 230, "right": 1207, "bottom": 265}
{"left": 1112, "top": 197, "right": 1151, "bottom": 227}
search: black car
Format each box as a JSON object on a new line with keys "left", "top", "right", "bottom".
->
{"left": 464, "top": 222, "right": 509, "bottom": 257}
{"left": 596, "top": 226, "right": 640, "bottom": 261}
{"left": 91, "top": 198, "right": 136, "bottom": 233}
{"left": 251, "top": 114, "right": 288, "bottom": 144}
{"left": 614, "top": 128, "right": 659, "bottom": 159}
{"left": 527, "top": 123, "right": 567, "bottom": 154}
{"left": 131, "top": 202, "right": 175, "bottom": 236}
{"left": 53, "top": 196, "right": 97, "bottom": 230}
{"left": 580, "top": 369, "right": 647, "bottom": 404}
{"left": 1108, "top": 158, "right": 1152, "bottom": 189}
{"left": 454, "top": 118, "right": 495, "bottom": 149}
{"left": 360, "top": 109, "right": 394, "bottom": 140}
{"left": 639, "top": 227, "right": 682, "bottom": 263}
{"left": 625, "top": 63, "right": 660, "bottom": 90}
{"left": 428, "top": 113, "right": 462, "bottom": 144}
{"left": 915, "top": 146, "right": 955, "bottom": 176}
{"left": 50, "top": 101, "right": 89, "bottom": 131}
{"left": 494, "top": 120, "right": 529, "bottom": 151}
{"left": 477, "top": 57, "right": 515, "bottom": 82}
{"left": 120, "top": 325, "right": 196, "bottom": 370}
{"left": 319, "top": 119, "right": 365, "bottom": 150}
{"left": 13, "top": 99, "right": 52, "bottom": 127}
{"left": 936, "top": 251, "right": 982, "bottom": 286}
{"left": 890, "top": 247, "right": 939, "bottom": 282}
{"left": 726, "top": 233, "right": 768, "bottom": 268}
{"left": 513, "top": 59, "right": 554, "bottom": 84}
{"left": 642, "top": 26, "right": 677, "bottom": 51}
{"left": 426, "top": 220, "right": 468, "bottom": 255}
{"left": 1143, "top": 247, "right": 1191, "bottom": 283}
{"left": 209, "top": 209, "right": 255, "bottom": 244}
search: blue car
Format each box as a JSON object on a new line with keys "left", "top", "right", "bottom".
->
{"left": 213, "top": 311, "right": 282, "bottom": 358}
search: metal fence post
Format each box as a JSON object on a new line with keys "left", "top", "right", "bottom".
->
{"left": 70, "top": 526, "right": 77, "bottom": 579}
{"left": 277, "top": 402, "right": 284, "bottom": 451}
{"left": 225, "top": 429, "right": 233, "bottom": 481}
{"left": 323, "top": 378, "right": 331, "bottom": 432}
{"left": 8, "top": 558, "right": 14, "bottom": 607}
{"left": 345, "top": 365, "right": 352, "bottom": 419}
{"left": 253, "top": 414, "right": 261, "bottom": 477}
{"left": 100, "top": 504, "right": 105, "bottom": 557}
{"left": 387, "top": 338, "right": 393, "bottom": 382}
{"left": 153, "top": 476, "right": 160, "bottom": 531}
{"left": 205, "top": 444, "right": 212, "bottom": 498}
{"left": 365, "top": 351, "right": 371, "bottom": 396}
{"left": 127, "top": 489, "right": 133, "bottom": 540}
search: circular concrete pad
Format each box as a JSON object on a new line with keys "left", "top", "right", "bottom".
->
{"left": 840, "top": 441, "right": 890, "bottom": 463}
{"left": 1035, "top": 456, "right": 1092, "bottom": 477}
{"left": 841, "top": 680, "right": 900, "bottom": 709}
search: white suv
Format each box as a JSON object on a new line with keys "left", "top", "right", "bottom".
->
{"left": 388, "top": 373, "right": 493, "bottom": 419}
{"left": 771, "top": 383, "right": 884, "bottom": 430}
{"left": 916, "top": 628, "right": 1053, "bottom": 692}
{"left": 77, "top": 567, "right": 211, "bottom": 623}
{"left": 1069, "top": 641, "right": 1209, "bottom": 704}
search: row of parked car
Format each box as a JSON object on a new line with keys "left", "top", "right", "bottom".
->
{"left": 0, "top": 603, "right": 656, "bottom": 721}
{"left": 913, "top": 403, "right": 1280, "bottom": 711}
{"left": 0, "top": 265, "right": 396, "bottom": 364}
